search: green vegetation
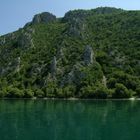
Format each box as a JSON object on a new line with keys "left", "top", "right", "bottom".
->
{"left": 0, "top": 7, "right": 140, "bottom": 99}
{"left": 112, "top": 83, "right": 132, "bottom": 98}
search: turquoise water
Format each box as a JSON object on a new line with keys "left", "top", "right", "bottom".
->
{"left": 0, "top": 100, "right": 140, "bottom": 140}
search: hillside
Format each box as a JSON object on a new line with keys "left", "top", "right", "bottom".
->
{"left": 0, "top": 7, "right": 140, "bottom": 98}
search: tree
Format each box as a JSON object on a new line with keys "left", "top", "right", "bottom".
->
{"left": 112, "top": 83, "right": 131, "bottom": 98}
{"left": 24, "top": 89, "right": 34, "bottom": 98}
{"left": 136, "top": 85, "right": 140, "bottom": 97}
{"left": 34, "top": 89, "right": 45, "bottom": 98}
{"left": 6, "top": 86, "right": 24, "bottom": 98}
{"left": 79, "top": 83, "right": 108, "bottom": 99}
{"left": 107, "top": 78, "right": 117, "bottom": 88}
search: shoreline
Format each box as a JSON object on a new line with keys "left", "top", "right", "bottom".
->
{"left": 0, "top": 97, "right": 139, "bottom": 101}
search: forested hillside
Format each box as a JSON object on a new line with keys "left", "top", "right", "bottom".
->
{"left": 0, "top": 7, "right": 140, "bottom": 98}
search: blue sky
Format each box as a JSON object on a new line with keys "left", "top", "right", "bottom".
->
{"left": 0, "top": 0, "right": 140, "bottom": 35}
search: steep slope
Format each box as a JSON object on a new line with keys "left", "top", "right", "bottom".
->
{"left": 0, "top": 7, "right": 140, "bottom": 98}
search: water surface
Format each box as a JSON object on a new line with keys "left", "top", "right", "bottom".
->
{"left": 0, "top": 100, "right": 140, "bottom": 140}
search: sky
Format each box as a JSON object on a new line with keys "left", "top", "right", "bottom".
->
{"left": 0, "top": 0, "right": 140, "bottom": 35}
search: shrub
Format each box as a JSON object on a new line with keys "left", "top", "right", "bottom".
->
{"left": 56, "top": 88, "right": 63, "bottom": 98}
{"left": 79, "top": 84, "right": 108, "bottom": 99}
{"left": 56, "top": 85, "right": 75, "bottom": 98}
{"left": 63, "top": 86, "right": 75, "bottom": 97}
{"left": 136, "top": 86, "right": 140, "bottom": 97}
{"left": 24, "top": 89, "right": 34, "bottom": 98}
{"left": 112, "top": 83, "right": 131, "bottom": 98}
{"left": 107, "top": 78, "right": 117, "bottom": 88}
{"left": 34, "top": 89, "right": 45, "bottom": 98}
{"left": 6, "top": 87, "right": 24, "bottom": 98}
{"left": 79, "top": 86, "right": 93, "bottom": 98}
{"left": 95, "top": 86, "right": 108, "bottom": 99}
{"left": 45, "top": 87, "right": 56, "bottom": 97}
{"left": 0, "top": 89, "right": 7, "bottom": 98}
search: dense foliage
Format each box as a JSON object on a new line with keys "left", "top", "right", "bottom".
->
{"left": 0, "top": 7, "right": 140, "bottom": 98}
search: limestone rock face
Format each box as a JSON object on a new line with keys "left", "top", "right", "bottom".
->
{"left": 61, "top": 63, "right": 84, "bottom": 86}
{"left": 67, "top": 17, "right": 86, "bottom": 38}
{"left": 51, "top": 56, "right": 57, "bottom": 77}
{"left": 18, "top": 33, "right": 31, "bottom": 48}
{"left": 0, "top": 57, "right": 21, "bottom": 75}
{"left": 63, "top": 10, "right": 88, "bottom": 22}
{"left": 70, "top": 64, "right": 85, "bottom": 84}
{"left": 83, "top": 45, "right": 94, "bottom": 65}
{"left": 15, "top": 57, "right": 21, "bottom": 72}
{"left": 63, "top": 10, "right": 88, "bottom": 38}
{"left": 30, "top": 63, "right": 42, "bottom": 76}
{"left": 0, "top": 33, "right": 17, "bottom": 46}
{"left": 32, "top": 12, "right": 56, "bottom": 24}
{"left": 57, "top": 47, "right": 64, "bottom": 59}
{"left": 102, "top": 75, "right": 107, "bottom": 87}
{"left": 0, "top": 37, "right": 5, "bottom": 45}
{"left": 18, "top": 29, "right": 34, "bottom": 48}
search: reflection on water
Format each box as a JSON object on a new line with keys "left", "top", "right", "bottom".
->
{"left": 0, "top": 100, "right": 140, "bottom": 140}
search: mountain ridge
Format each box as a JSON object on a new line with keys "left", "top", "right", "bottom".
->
{"left": 0, "top": 7, "right": 140, "bottom": 98}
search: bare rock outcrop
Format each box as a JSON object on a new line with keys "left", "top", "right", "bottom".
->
{"left": 15, "top": 57, "right": 21, "bottom": 72}
{"left": 63, "top": 10, "right": 88, "bottom": 38}
{"left": 32, "top": 12, "right": 56, "bottom": 24}
{"left": 83, "top": 45, "right": 94, "bottom": 65}
{"left": 17, "top": 29, "right": 34, "bottom": 48}
{"left": 51, "top": 56, "right": 57, "bottom": 78}
{"left": 61, "top": 63, "right": 85, "bottom": 86}
{"left": 0, "top": 37, "right": 5, "bottom": 45}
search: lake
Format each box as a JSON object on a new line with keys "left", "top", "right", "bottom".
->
{"left": 0, "top": 99, "right": 140, "bottom": 140}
